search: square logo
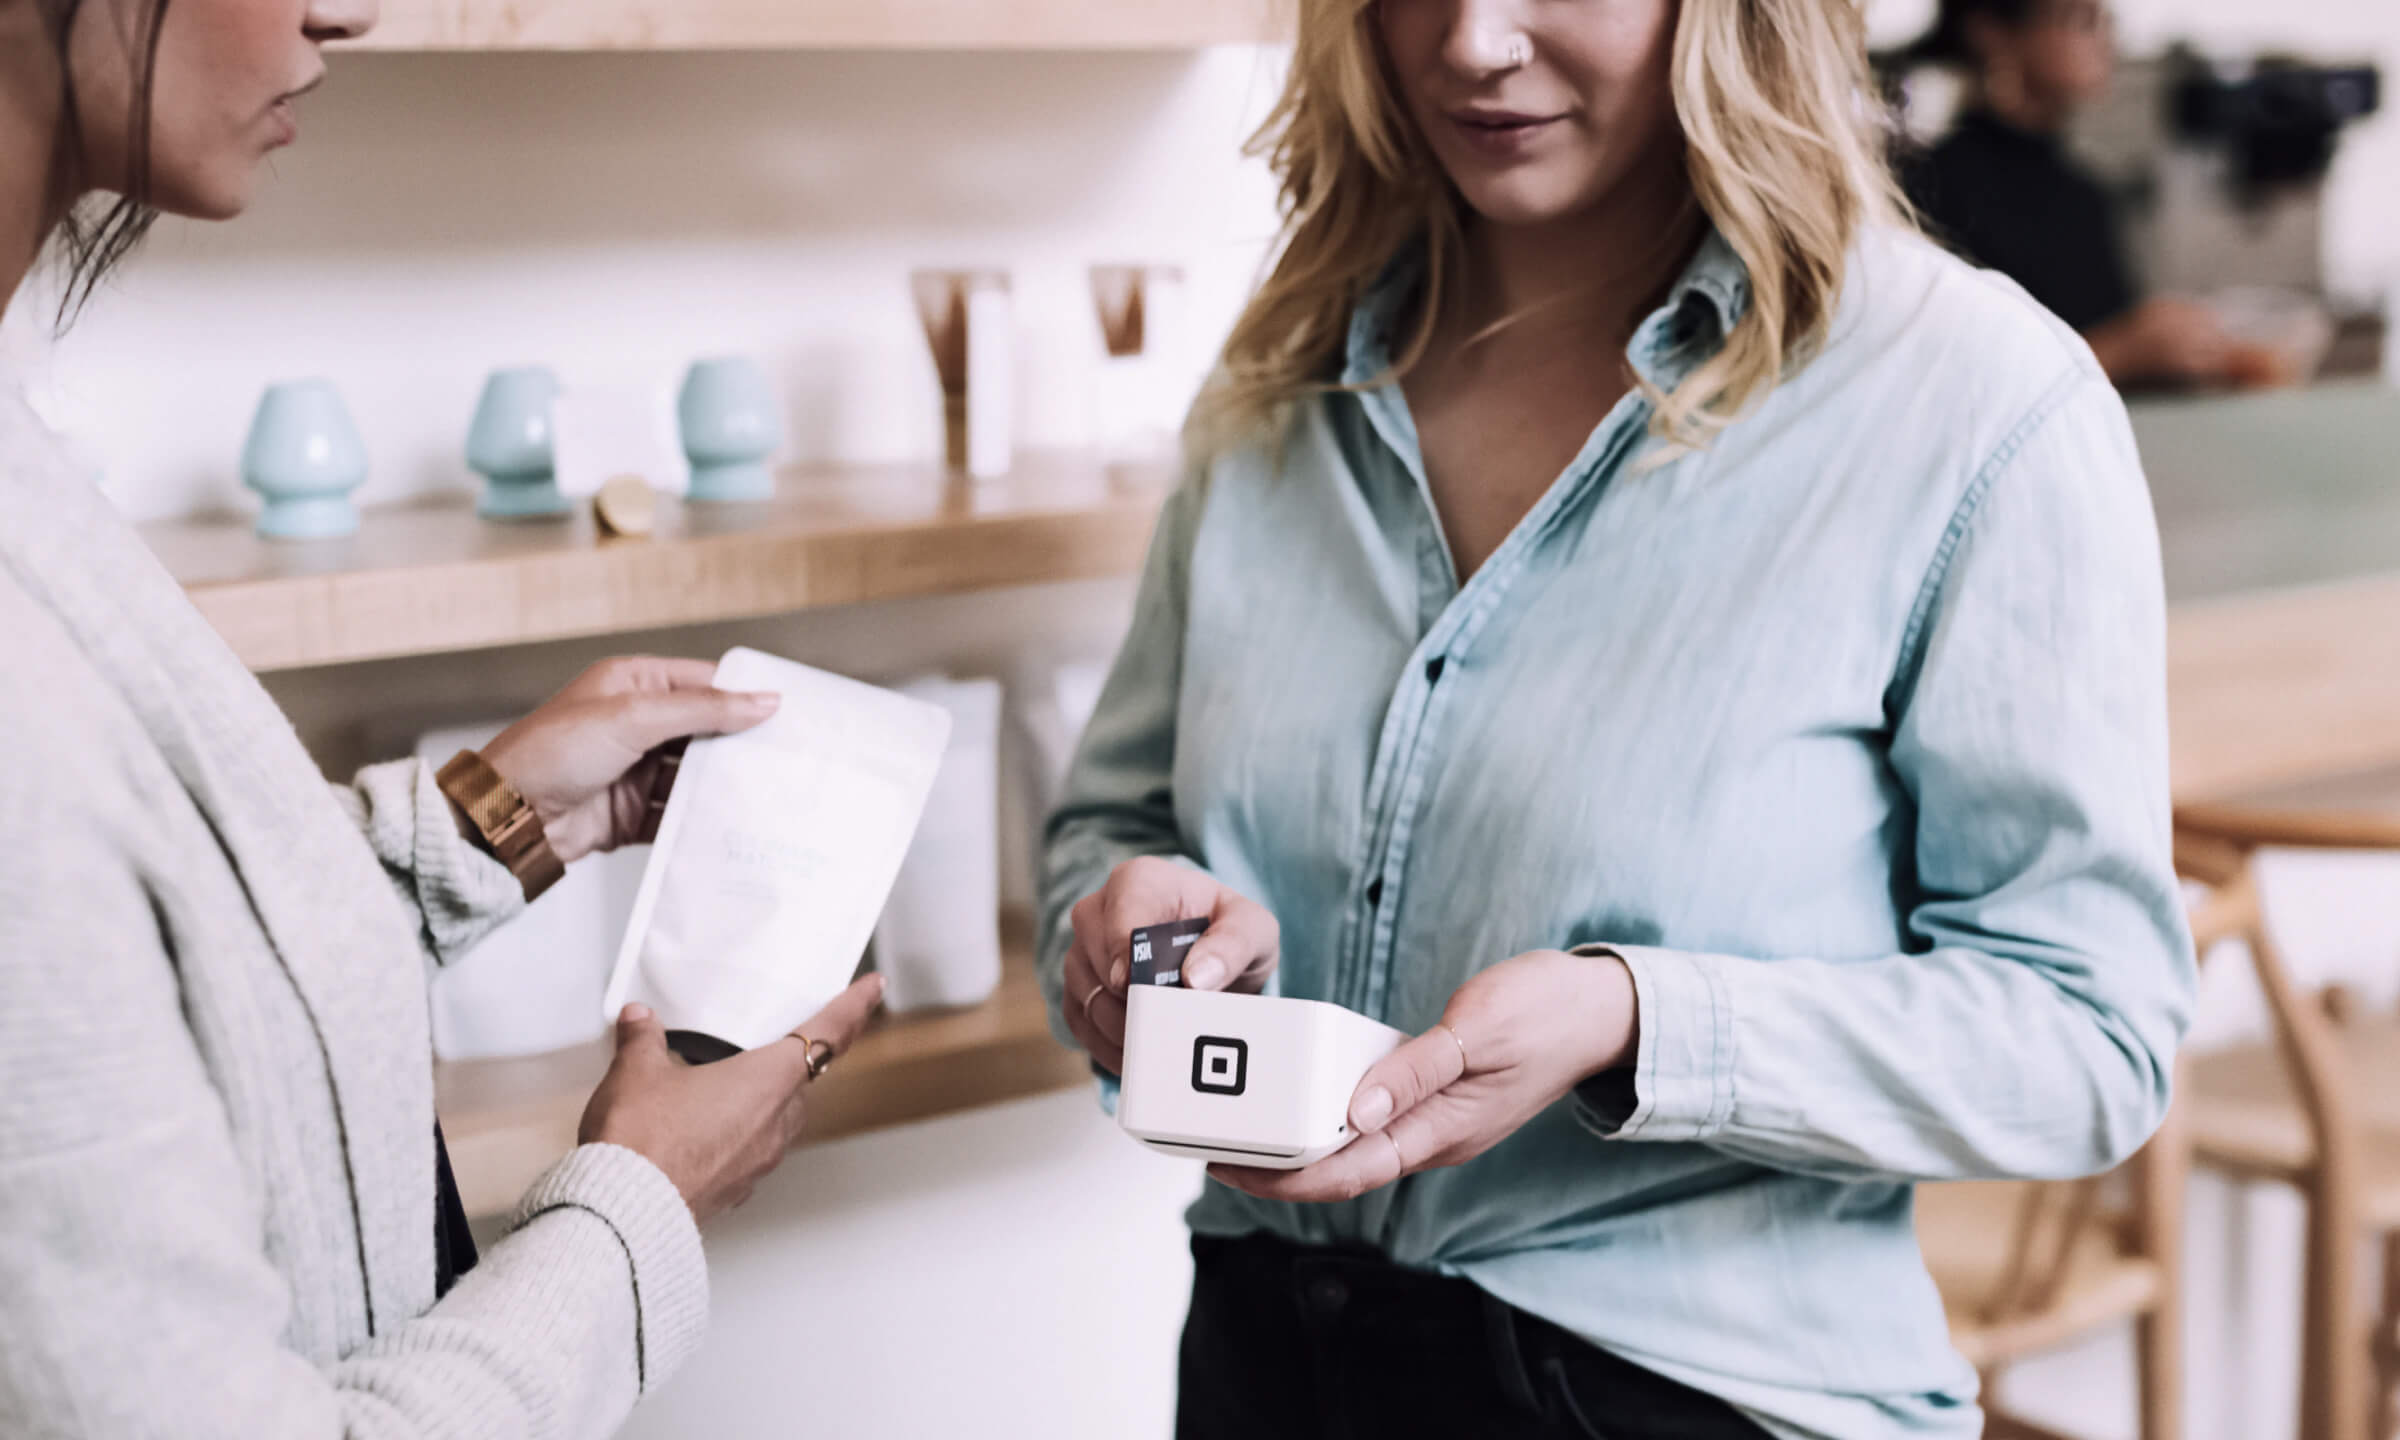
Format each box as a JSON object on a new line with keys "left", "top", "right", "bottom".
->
{"left": 1191, "top": 1036, "right": 1248, "bottom": 1096}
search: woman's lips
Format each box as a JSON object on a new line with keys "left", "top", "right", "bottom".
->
{"left": 265, "top": 72, "right": 318, "bottom": 149}
{"left": 1447, "top": 110, "right": 1565, "bottom": 159}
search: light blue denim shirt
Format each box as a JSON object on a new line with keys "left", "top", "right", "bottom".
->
{"left": 1038, "top": 225, "right": 2194, "bottom": 1438}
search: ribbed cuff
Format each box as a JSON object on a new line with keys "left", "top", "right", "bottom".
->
{"left": 510, "top": 1143, "right": 710, "bottom": 1394}
{"left": 355, "top": 757, "right": 526, "bottom": 964}
{"left": 1567, "top": 944, "right": 1737, "bottom": 1143}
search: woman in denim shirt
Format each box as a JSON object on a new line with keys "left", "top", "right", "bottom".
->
{"left": 1039, "top": 0, "right": 2194, "bottom": 1436}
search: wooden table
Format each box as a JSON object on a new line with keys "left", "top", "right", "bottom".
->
{"left": 2143, "top": 382, "right": 2400, "bottom": 801}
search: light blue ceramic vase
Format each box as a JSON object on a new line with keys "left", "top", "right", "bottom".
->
{"left": 467, "top": 366, "right": 568, "bottom": 519}
{"left": 242, "top": 379, "right": 368, "bottom": 541}
{"left": 678, "top": 356, "right": 783, "bottom": 503}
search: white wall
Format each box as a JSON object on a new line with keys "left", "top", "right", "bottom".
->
{"left": 4, "top": 48, "right": 1288, "bottom": 520}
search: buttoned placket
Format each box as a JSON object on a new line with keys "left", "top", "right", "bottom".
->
{"left": 1329, "top": 269, "right": 1726, "bottom": 1022}
{"left": 1333, "top": 392, "right": 1652, "bottom": 1020}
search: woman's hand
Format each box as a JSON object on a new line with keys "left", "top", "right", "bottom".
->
{"left": 2086, "top": 297, "right": 2236, "bottom": 387}
{"left": 1209, "top": 948, "right": 1638, "bottom": 1204}
{"left": 478, "top": 657, "right": 779, "bottom": 865}
{"left": 1061, "top": 856, "right": 1280, "bottom": 1076}
{"left": 578, "top": 975, "right": 885, "bottom": 1226}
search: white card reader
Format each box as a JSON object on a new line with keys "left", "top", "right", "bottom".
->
{"left": 1117, "top": 984, "right": 1409, "bottom": 1169}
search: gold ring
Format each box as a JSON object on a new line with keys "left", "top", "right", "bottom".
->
{"left": 1437, "top": 1022, "right": 1470, "bottom": 1074}
{"left": 804, "top": 1038, "right": 837, "bottom": 1081}
{"left": 1081, "top": 981, "right": 1108, "bottom": 1013}
{"left": 1383, "top": 1129, "right": 1407, "bottom": 1175}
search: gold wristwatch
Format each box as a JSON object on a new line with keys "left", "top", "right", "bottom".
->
{"left": 435, "top": 750, "right": 566, "bottom": 904}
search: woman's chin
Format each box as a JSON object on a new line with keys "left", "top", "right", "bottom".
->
{"left": 1453, "top": 174, "right": 1597, "bottom": 231}
{"left": 151, "top": 169, "right": 261, "bottom": 224}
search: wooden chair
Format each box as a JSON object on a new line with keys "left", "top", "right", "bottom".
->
{"left": 1912, "top": 880, "right": 2238, "bottom": 1440}
{"left": 1918, "top": 1155, "right": 2184, "bottom": 1440}
{"left": 2172, "top": 762, "right": 2400, "bottom": 1440}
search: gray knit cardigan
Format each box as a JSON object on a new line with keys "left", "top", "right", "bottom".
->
{"left": 0, "top": 384, "right": 709, "bottom": 1438}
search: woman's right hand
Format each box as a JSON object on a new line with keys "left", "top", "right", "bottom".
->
{"left": 1062, "top": 857, "right": 1280, "bottom": 1075}
{"left": 577, "top": 974, "right": 885, "bottom": 1225}
{"left": 2088, "top": 297, "right": 2236, "bottom": 386}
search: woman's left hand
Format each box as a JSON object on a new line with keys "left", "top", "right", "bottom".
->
{"left": 1209, "top": 948, "right": 1641, "bottom": 1204}
{"left": 478, "top": 657, "right": 780, "bottom": 865}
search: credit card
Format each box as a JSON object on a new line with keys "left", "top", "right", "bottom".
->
{"left": 1129, "top": 917, "right": 1211, "bottom": 989}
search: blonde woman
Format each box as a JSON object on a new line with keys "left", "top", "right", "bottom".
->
{"left": 1040, "top": 0, "right": 2192, "bottom": 1435}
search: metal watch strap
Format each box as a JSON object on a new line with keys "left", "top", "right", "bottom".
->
{"left": 435, "top": 749, "right": 566, "bottom": 904}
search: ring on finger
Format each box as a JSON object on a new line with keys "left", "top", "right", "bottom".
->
{"left": 803, "top": 1037, "right": 837, "bottom": 1081}
{"left": 1081, "top": 981, "right": 1108, "bottom": 1013}
{"left": 1436, "top": 1022, "right": 1470, "bottom": 1073}
{"left": 1383, "top": 1129, "right": 1407, "bottom": 1175}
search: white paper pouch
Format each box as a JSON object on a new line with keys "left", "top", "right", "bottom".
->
{"left": 871, "top": 675, "right": 1003, "bottom": 1014}
{"left": 603, "top": 647, "right": 952, "bottom": 1055}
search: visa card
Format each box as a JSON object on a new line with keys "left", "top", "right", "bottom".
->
{"left": 1129, "top": 917, "right": 1210, "bottom": 988}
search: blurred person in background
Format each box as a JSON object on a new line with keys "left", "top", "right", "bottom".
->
{"left": 1043, "top": 0, "right": 2193, "bottom": 1436}
{"left": 0, "top": 2, "right": 884, "bottom": 1435}
{"left": 1903, "top": 0, "right": 2289, "bottom": 387}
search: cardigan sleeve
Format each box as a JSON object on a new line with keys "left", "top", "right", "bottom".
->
{"left": 0, "top": 699, "right": 706, "bottom": 1440}
{"left": 330, "top": 758, "right": 526, "bottom": 966}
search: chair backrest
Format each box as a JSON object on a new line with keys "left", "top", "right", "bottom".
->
{"left": 2173, "top": 826, "right": 2361, "bottom": 1178}
{"left": 1970, "top": 1176, "right": 2111, "bottom": 1330}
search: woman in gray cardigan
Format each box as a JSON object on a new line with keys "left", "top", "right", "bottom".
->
{"left": 0, "top": 1, "right": 880, "bottom": 1435}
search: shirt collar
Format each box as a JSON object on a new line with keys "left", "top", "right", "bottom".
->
{"left": 1339, "top": 224, "right": 1751, "bottom": 393}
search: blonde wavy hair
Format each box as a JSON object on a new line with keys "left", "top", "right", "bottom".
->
{"left": 1193, "top": 0, "right": 1905, "bottom": 456}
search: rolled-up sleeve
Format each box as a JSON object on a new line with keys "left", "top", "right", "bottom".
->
{"left": 1575, "top": 372, "right": 2195, "bottom": 1183}
{"left": 0, "top": 735, "right": 704, "bottom": 1440}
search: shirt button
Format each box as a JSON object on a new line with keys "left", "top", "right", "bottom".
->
{"left": 1425, "top": 656, "right": 1446, "bottom": 684}
{"left": 1307, "top": 1276, "right": 1349, "bottom": 1314}
{"left": 1366, "top": 878, "right": 1383, "bottom": 906}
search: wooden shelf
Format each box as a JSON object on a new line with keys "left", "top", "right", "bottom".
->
{"left": 437, "top": 914, "right": 1089, "bottom": 1218}
{"left": 345, "top": 0, "right": 1285, "bottom": 51}
{"left": 146, "top": 452, "right": 1171, "bottom": 673}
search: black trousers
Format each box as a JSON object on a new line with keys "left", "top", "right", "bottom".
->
{"left": 1176, "top": 1233, "right": 1771, "bottom": 1440}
